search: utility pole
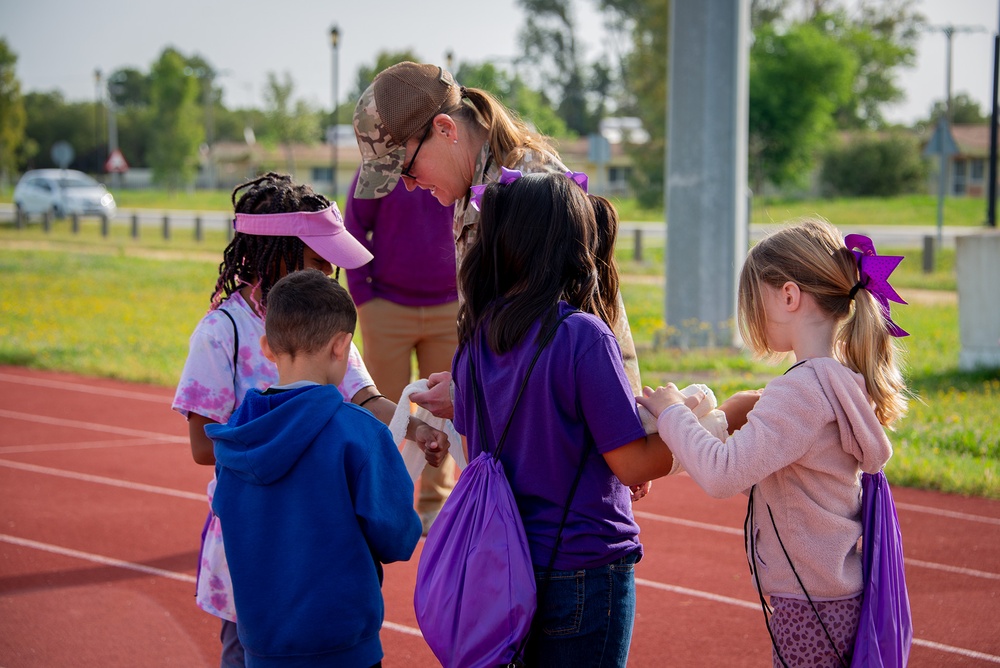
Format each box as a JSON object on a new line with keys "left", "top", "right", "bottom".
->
{"left": 988, "top": 5, "right": 999, "bottom": 228}
{"left": 93, "top": 69, "right": 103, "bottom": 171}
{"left": 926, "top": 24, "right": 988, "bottom": 246}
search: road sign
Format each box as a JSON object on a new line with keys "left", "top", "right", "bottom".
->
{"left": 588, "top": 133, "right": 611, "bottom": 164}
{"left": 105, "top": 148, "right": 129, "bottom": 173}
{"left": 51, "top": 141, "right": 74, "bottom": 168}
{"left": 923, "top": 118, "right": 959, "bottom": 157}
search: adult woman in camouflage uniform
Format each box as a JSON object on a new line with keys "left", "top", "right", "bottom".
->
{"left": 351, "top": 62, "right": 644, "bottom": 416}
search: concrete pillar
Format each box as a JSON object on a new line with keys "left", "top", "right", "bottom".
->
{"left": 665, "top": 0, "right": 750, "bottom": 348}
{"left": 957, "top": 230, "right": 1000, "bottom": 370}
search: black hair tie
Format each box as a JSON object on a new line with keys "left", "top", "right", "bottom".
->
{"left": 848, "top": 277, "right": 869, "bottom": 300}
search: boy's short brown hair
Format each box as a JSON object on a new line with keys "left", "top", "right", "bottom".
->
{"left": 265, "top": 269, "right": 357, "bottom": 356}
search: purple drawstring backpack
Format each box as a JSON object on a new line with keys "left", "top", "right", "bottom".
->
{"left": 753, "top": 470, "right": 913, "bottom": 668}
{"left": 414, "top": 310, "right": 580, "bottom": 668}
{"left": 851, "top": 470, "right": 913, "bottom": 667}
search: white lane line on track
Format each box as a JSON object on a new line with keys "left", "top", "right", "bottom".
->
{"left": 382, "top": 621, "right": 424, "bottom": 638}
{"left": 4, "top": 535, "right": 999, "bottom": 663}
{"left": 0, "top": 459, "right": 207, "bottom": 502}
{"left": 636, "top": 578, "right": 759, "bottom": 610}
{"left": 633, "top": 510, "right": 743, "bottom": 536}
{"left": 0, "top": 534, "right": 196, "bottom": 584}
{"left": 4, "top": 377, "right": 999, "bottom": 526}
{"left": 912, "top": 639, "right": 1000, "bottom": 664}
{"left": 0, "top": 372, "right": 171, "bottom": 403}
{"left": 895, "top": 501, "right": 1000, "bottom": 526}
{"left": 905, "top": 558, "right": 1000, "bottom": 581}
{"left": 6, "top": 449, "right": 1000, "bottom": 582}
{"left": 0, "top": 437, "right": 167, "bottom": 455}
{"left": 0, "top": 409, "right": 186, "bottom": 443}
{"left": 0, "top": 533, "right": 426, "bottom": 639}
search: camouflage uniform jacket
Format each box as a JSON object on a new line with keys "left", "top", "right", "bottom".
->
{"left": 453, "top": 141, "right": 642, "bottom": 393}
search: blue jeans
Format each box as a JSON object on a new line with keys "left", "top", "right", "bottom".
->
{"left": 523, "top": 552, "right": 639, "bottom": 668}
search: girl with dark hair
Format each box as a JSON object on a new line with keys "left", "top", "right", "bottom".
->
{"left": 450, "top": 171, "right": 681, "bottom": 667}
{"left": 172, "top": 172, "right": 444, "bottom": 667}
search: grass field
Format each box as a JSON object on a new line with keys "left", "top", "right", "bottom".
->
{"left": 1, "top": 192, "right": 997, "bottom": 498}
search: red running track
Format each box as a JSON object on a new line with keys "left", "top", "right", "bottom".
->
{"left": 1, "top": 366, "right": 998, "bottom": 667}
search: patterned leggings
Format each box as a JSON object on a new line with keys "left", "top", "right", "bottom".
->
{"left": 769, "top": 594, "right": 863, "bottom": 668}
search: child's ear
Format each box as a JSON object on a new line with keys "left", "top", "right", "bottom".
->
{"left": 781, "top": 281, "right": 801, "bottom": 310}
{"left": 331, "top": 332, "right": 353, "bottom": 361}
{"left": 260, "top": 335, "right": 277, "bottom": 363}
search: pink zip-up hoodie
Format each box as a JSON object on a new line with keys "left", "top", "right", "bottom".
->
{"left": 657, "top": 357, "right": 893, "bottom": 599}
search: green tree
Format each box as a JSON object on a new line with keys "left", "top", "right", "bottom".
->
{"left": 749, "top": 22, "right": 857, "bottom": 191}
{"left": 21, "top": 92, "right": 100, "bottom": 171}
{"left": 454, "top": 61, "right": 570, "bottom": 138}
{"left": 348, "top": 50, "right": 422, "bottom": 103}
{"left": 928, "top": 93, "right": 990, "bottom": 126}
{"left": 751, "top": 1, "right": 922, "bottom": 129}
{"left": 820, "top": 131, "right": 927, "bottom": 196}
{"left": 148, "top": 48, "right": 203, "bottom": 190}
{"left": 617, "top": 0, "right": 668, "bottom": 208}
{"left": 107, "top": 67, "right": 151, "bottom": 108}
{"left": 0, "top": 38, "right": 26, "bottom": 185}
{"left": 518, "top": 0, "right": 593, "bottom": 134}
{"left": 261, "top": 71, "right": 321, "bottom": 174}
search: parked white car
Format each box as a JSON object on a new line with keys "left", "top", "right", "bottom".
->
{"left": 13, "top": 169, "right": 117, "bottom": 219}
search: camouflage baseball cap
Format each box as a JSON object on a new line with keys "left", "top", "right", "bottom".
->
{"left": 353, "top": 62, "right": 460, "bottom": 199}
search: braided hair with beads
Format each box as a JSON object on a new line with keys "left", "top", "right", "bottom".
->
{"left": 210, "top": 172, "right": 337, "bottom": 314}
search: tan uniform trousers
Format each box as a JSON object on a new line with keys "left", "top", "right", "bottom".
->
{"left": 357, "top": 298, "right": 459, "bottom": 513}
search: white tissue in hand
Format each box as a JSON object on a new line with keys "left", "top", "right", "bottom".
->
{"left": 639, "top": 383, "right": 728, "bottom": 442}
{"left": 679, "top": 383, "right": 729, "bottom": 441}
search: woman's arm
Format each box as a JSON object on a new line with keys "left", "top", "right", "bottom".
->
{"left": 351, "top": 385, "right": 450, "bottom": 467}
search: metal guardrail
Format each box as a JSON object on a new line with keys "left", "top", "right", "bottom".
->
{"left": 0, "top": 202, "right": 983, "bottom": 251}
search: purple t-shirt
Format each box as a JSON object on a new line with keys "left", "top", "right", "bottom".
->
{"left": 452, "top": 303, "right": 646, "bottom": 571}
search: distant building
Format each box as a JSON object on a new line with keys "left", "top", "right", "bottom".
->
{"left": 925, "top": 122, "right": 998, "bottom": 198}
{"left": 193, "top": 117, "right": 652, "bottom": 198}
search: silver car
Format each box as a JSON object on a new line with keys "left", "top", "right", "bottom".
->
{"left": 13, "top": 169, "right": 117, "bottom": 220}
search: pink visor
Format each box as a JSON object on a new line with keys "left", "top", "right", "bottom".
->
{"left": 233, "top": 204, "right": 373, "bottom": 269}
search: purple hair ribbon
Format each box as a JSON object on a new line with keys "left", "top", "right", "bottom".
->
{"left": 468, "top": 166, "right": 590, "bottom": 211}
{"left": 565, "top": 171, "right": 589, "bottom": 192}
{"left": 845, "top": 234, "right": 909, "bottom": 338}
{"left": 469, "top": 167, "right": 523, "bottom": 211}
{"left": 499, "top": 166, "right": 523, "bottom": 184}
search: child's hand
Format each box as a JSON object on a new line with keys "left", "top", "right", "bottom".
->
{"left": 411, "top": 372, "right": 454, "bottom": 420}
{"left": 413, "top": 422, "right": 450, "bottom": 468}
{"left": 637, "top": 383, "right": 696, "bottom": 418}
{"left": 630, "top": 481, "right": 652, "bottom": 502}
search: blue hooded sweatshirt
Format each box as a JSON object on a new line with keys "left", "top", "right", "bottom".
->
{"left": 207, "top": 384, "right": 421, "bottom": 667}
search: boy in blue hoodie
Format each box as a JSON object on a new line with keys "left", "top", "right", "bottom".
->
{"left": 207, "top": 268, "right": 422, "bottom": 668}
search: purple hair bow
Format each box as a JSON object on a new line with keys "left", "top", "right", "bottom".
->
{"left": 468, "top": 167, "right": 590, "bottom": 211}
{"left": 845, "top": 234, "right": 909, "bottom": 338}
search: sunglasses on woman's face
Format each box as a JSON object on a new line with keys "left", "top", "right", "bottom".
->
{"left": 400, "top": 126, "right": 431, "bottom": 180}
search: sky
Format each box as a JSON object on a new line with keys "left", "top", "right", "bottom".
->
{"left": 1, "top": 0, "right": 997, "bottom": 126}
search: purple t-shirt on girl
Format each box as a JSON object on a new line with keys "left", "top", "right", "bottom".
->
{"left": 452, "top": 302, "right": 646, "bottom": 571}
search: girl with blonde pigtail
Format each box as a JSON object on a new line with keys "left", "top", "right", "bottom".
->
{"left": 638, "top": 218, "right": 913, "bottom": 668}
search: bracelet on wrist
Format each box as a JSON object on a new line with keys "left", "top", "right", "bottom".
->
{"left": 358, "top": 393, "right": 385, "bottom": 408}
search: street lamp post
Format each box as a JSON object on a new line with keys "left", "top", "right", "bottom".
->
{"left": 94, "top": 69, "right": 103, "bottom": 170}
{"left": 330, "top": 25, "right": 340, "bottom": 202}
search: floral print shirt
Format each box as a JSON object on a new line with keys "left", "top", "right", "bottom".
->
{"left": 172, "top": 291, "right": 374, "bottom": 620}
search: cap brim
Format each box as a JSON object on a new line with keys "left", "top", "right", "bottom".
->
{"left": 300, "top": 230, "right": 373, "bottom": 270}
{"left": 354, "top": 145, "right": 406, "bottom": 200}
